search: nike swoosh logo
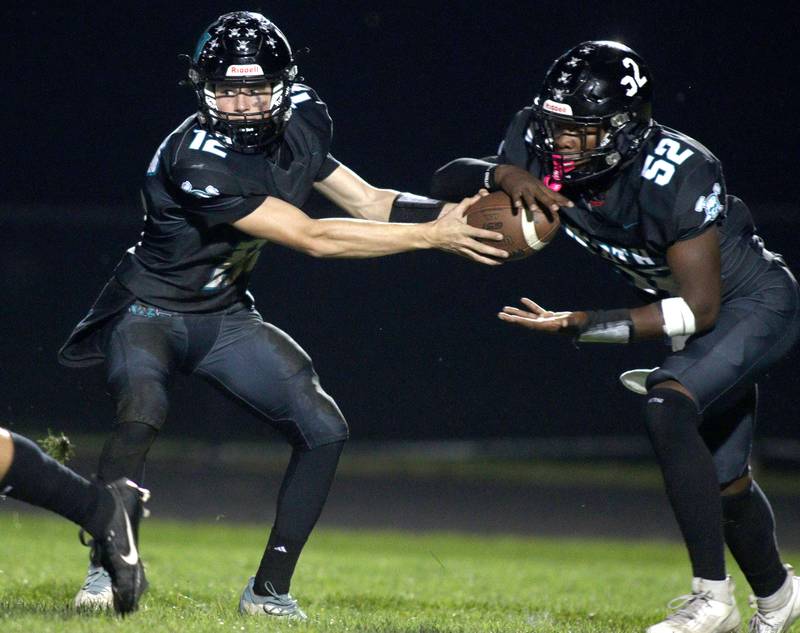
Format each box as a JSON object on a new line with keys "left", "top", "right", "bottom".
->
{"left": 120, "top": 509, "right": 139, "bottom": 566}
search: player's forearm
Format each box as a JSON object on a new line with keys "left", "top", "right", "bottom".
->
{"left": 582, "top": 299, "right": 715, "bottom": 344}
{"left": 315, "top": 165, "right": 446, "bottom": 223}
{"left": 630, "top": 303, "right": 670, "bottom": 340}
{"left": 344, "top": 189, "right": 446, "bottom": 224}
{"left": 314, "top": 165, "right": 400, "bottom": 220}
{"left": 304, "top": 217, "right": 432, "bottom": 258}
{"left": 430, "top": 157, "right": 499, "bottom": 201}
{"left": 348, "top": 188, "right": 398, "bottom": 221}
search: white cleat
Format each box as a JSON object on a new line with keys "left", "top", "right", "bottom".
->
{"left": 647, "top": 576, "right": 741, "bottom": 633}
{"left": 239, "top": 576, "right": 307, "bottom": 620}
{"left": 749, "top": 565, "right": 800, "bottom": 633}
{"left": 619, "top": 367, "right": 659, "bottom": 395}
{"left": 74, "top": 563, "right": 114, "bottom": 611}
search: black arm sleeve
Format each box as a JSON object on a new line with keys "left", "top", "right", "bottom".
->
{"left": 430, "top": 156, "right": 499, "bottom": 201}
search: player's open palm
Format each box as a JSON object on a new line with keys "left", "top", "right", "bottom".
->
{"left": 432, "top": 195, "right": 509, "bottom": 265}
{"left": 498, "top": 297, "right": 587, "bottom": 334}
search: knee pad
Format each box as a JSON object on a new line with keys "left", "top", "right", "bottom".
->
{"left": 281, "top": 368, "right": 349, "bottom": 449}
{"left": 644, "top": 388, "right": 701, "bottom": 451}
{"left": 114, "top": 380, "right": 170, "bottom": 429}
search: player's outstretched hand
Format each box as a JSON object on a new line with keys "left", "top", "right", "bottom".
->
{"left": 431, "top": 194, "right": 509, "bottom": 265}
{"left": 498, "top": 297, "right": 587, "bottom": 334}
{"left": 494, "top": 165, "right": 573, "bottom": 219}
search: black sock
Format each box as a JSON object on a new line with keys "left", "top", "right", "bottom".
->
{"left": 254, "top": 532, "right": 306, "bottom": 596}
{"left": 1, "top": 432, "right": 115, "bottom": 539}
{"left": 723, "top": 480, "right": 787, "bottom": 597}
{"left": 97, "top": 421, "right": 158, "bottom": 484}
{"left": 253, "top": 440, "right": 344, "bottom": 595}
{"left": 645, "top": 389, "right": 726, "bottom": 580}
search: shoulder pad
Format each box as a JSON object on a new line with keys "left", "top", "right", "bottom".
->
{"left": 638, "top": 126, "right": 722, "bottom": 191}
{"left": 501, "top": 107, "right": 534, "bottom": 165}
{"left": 656, "top": 126, "right": 719, "bottom": 163}
{"left": 169, "top": 130, "right": 246, "bottom": 198}
{"left": 286, "top": 83, "right": 333, "bottom": 147}
{"left": 635, "top": 125, "right": 726, "bottom": 232}
{"left": 289, "top": 84, "right": 330, "bottom": 118}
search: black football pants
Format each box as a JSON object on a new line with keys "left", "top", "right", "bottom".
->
{"left": 648, "top": 264, "right": 800, "bottom": 484}
{"left": 103, "top": 302, "right": 349, "bottom": 447}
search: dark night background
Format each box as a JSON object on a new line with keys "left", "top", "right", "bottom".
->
{"left": 2, "top": 2, "right": 799, "bottom": 449}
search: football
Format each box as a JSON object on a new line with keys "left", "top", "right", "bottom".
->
{"left": 463, "top": 191, "right": 560, "bottom": 261}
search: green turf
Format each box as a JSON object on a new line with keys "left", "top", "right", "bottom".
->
{"left": 0, "top": 513, "right": 785, "bottom": 632}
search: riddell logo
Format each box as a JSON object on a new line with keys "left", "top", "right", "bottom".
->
{"left": 543, "top": 99, "right": 573, "bottom": 116}
{"left": 226, "top": 64, "right": 264, "bottom": 77}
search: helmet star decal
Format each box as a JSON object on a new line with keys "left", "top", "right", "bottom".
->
{"left": 558, "top": 72, "right": 571, "bottom": 84}
{"left": 566, "top": 57, "right": 580, "bottom": 67}
{"left": 246, "top": 28, "right": 257, "bottom": 38}
{"left": 228, "top": 28, "right": 241, "bottom": 37}
{"left": 552, "top": 88, "right": 566, "bottom": 100}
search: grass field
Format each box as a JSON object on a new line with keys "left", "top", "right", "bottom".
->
{"left": 0, "top": 512, "right": 783, "bottom": 633}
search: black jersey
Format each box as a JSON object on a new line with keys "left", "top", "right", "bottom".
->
{"left": 114, "top": 84, "right": 338, "bottom": 313}
{"left": 497, "top": 107, "right": 776, "bottom": 301}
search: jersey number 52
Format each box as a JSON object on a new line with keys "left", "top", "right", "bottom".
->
{"left": 641, "top": 138, "right": 694, "bottom": 186}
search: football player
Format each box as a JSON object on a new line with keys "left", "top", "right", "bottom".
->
{"left": 0, "top": 427, "right": 149, "bottom": 614}
{"left": 58, "top": 11, "right": 506, "bottom": 619}
{"left": 432, "top": 41, "right": 800, "bottom": 633}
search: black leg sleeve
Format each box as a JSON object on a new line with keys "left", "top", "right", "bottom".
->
{"left": 254, "top": 440, "right": 345, "bottom": 595}
{"left": 645, "top": 388, "right": 726, "bottom": 580}
{"left": 722, "top": 480, "right": 787, "bottom": 597}
{"left": 97, "top": 421, "right": 159, "bottom": 484}
{"left": 1, "top": 432, "right": 115, "bottom": 539}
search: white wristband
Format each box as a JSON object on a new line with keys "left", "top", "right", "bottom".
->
{"left": 660, "top": 297, "right": 696, "bottom": 337}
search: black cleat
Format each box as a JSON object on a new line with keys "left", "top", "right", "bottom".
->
{"left": 94, "top": 478, "right": 150, "bottom": 615}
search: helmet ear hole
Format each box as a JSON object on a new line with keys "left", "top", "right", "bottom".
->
{"left": 610, "top": 113, "right": 630, "bottom": 128}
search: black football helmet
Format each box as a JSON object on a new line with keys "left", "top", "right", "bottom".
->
{"left": 530, "top": 41, "right": 655, "bottom": 187}
{"left": 188, "top": 11, "right": 297, "bottom": 153}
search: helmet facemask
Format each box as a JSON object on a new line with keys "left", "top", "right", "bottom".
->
{"left": 532, "top": 107, "right": 642, "bottom": 187}
{"left": 196, "top": 72, "right": 296, "bottom": 154}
